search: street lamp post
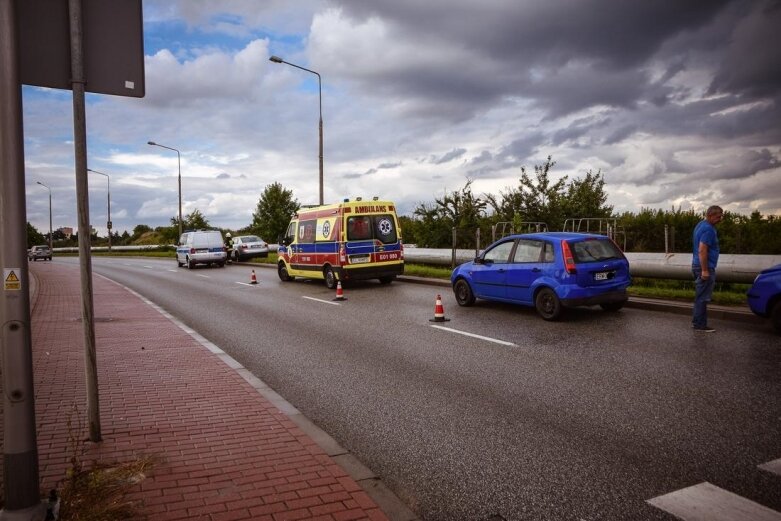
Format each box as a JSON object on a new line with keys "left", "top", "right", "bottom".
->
{"left": 269, "top": 55, "right": 324, "bottom": 205}
{"left": 147, "top": 141, "right": 183, "bottom": 238}
{"left": 36, "top": 181, "right": 53, "bottom": 251}
{"left": 87, "top": 169, "right": 112, "bottom": 251}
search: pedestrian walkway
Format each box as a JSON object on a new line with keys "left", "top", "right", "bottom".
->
{"left": 2, "top": 263, "right": 390, "bottom": 520}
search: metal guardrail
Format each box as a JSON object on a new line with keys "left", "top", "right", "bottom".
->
{"left": 52, "top": 245, "right": 780, "bottom": 283}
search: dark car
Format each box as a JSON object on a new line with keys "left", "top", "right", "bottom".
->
{"left": 28, "top": 245, "right": 52, "bottom": 261}
{"left": 746, "top": 263, "right": 781, "bottom": 334}
{"left": 451, "top": 232, "right": 631, "bottom": 320}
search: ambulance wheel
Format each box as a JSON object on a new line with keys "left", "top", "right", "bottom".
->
{"left": 278, "top": 262, "right": 294, "bottom": 282}
{"left": 379, "top": 276, "right": 395, "bottom": 284}
{"left": 324, "top": 267, "right": 337, "bottom": 289}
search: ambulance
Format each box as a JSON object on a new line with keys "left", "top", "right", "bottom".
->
{"left": 277, "top": 198, "right": 404, "bottom": 288}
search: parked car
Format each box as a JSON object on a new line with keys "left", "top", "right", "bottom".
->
{"left": 451, "top": 232, "right": 631, "bottom": 320}
{"left": 231, "top": 235, "right": 269, "bottom": 262}
{"left": 28, "top": 245, "right": 52, "bottom": 261}
{"left": 746, "top": 263, "right": 781, "bottom": 334}
{"left": 176, "top": 230, "right": 227, "bottom": 269}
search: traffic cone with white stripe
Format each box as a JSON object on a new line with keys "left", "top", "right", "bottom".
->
{"left": 250, "top": 270, "right": 258, "bottom": 284}
{"left": 429, "top": 294, "right": 450, "bottom": 322}
{"left": 333, "top": 281, "right": 347, "bottom": 301}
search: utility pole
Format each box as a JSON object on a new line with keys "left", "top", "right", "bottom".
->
{"left": 0, "top": 0, "right": 47, "bottom": 518}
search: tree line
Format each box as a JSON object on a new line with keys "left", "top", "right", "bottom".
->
{"left": 27, "top": 159, "right": 781, "bottom": 254}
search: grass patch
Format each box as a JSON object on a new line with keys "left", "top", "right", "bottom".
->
{"left": 627, "top": 277, "right": 749, "bottom": 306}
{"left": 49, "top": 406, "right": 157, "bottom": 521}
{"left": 65, "top": 250, "right": 751, "bottom": 306}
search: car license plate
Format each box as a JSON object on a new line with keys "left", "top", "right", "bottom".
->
{"left": 350, "top": 255, "right": 370, "bottom": 264}
{"left": 594, "top": 271, "right": 609, "bottom": 281}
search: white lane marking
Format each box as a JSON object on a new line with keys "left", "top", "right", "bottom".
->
{"left": 167, "top": 269, "right": 177, "bottom": 273}
{"left": 430, "top": 325, "right": 516, "bottom": 346}
{"left": 759, "top": 458, "right": 781, "bottom": 476}
{"left": 647, "top": 482, "right": 781, "bottom": 521}
{"left": 302, "top": 296, "right": 341, "bottom": 306}
{"left": 235, "top": 282, "right": 258, "bottom": 287}
{"left": 143, "top": 265, "right": 155, "bottom": 269}
{"left": 197, "top": 274, "right": 210, "bottom": 278}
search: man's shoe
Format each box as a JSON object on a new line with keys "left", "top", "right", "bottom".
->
{"left": 694, "top": 326, "right": 716, "bottom": 332}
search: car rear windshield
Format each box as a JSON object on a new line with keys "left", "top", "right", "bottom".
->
{"left": 241, "top": 236, "right": 261, "bottom": 243}
{"left": 569, "top": 238, "right": 623, "bottom": 263}
{"left": 346, "top": 214, "right": 398, "bottom": 244}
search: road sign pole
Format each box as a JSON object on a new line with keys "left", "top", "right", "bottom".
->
{"left": 0, "top": 0, "right": 47, "bottom": 518}
{"left": 68, "top": 0, "right": 101, "bottom": 442}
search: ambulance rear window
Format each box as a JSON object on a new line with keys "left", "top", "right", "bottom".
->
{"left": 346, "top": 214, "right": 398, "bottom": 244}
{"left": 347, "top": 216, "right": 372, "bottom": 240}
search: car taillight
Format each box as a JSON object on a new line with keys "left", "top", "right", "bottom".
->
{"left": 190, "top": 248, "right": 196, "bottom": 254}
{"left": 339, "top": 244, "right": 347, "bottom": 264}
{"left": 241, "top": 244, "right": 247, "bottom": 250}
{"left": 561, "top": 240, "right": 576, "bottom": 274}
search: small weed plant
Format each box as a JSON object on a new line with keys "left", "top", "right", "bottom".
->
{"left": 52, "top": 405, "right": 156, "bottom": 520}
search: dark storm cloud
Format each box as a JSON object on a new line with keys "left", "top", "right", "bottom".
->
{"left": 332, "top": 0, "right": 741, "bottom": 118}
{"left": 343, "top": 160, "right": 402, "bottom": 179}
{"left": 708, "top": 1, "right": 781, "bottom": 98}
{"left": 430, "top": 148, "right": 466, "bottom": 165}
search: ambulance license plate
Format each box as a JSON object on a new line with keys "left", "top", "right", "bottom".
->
{"left": 351, "top": 255, "right": 370, "bottom": 264}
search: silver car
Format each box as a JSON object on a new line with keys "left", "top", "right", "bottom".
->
{"left": 28, "top": 245, "right": 52, "bottom": 261}
{"left": 231, "top": 235, "right": 269, "bottom": 262}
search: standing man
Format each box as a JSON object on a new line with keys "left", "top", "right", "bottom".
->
{"left": 692, "top": 205, "right": 723, "bottom": 332}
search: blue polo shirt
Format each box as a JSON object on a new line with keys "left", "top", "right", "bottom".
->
{"left": 692, "top": 220, "right": 719, "bottom": 269}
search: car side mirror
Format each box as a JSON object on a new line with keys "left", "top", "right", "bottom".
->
{"left": 277, "top": 234, "right": 288, "bottom": 246}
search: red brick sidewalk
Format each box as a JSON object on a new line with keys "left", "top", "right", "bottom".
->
{"left": 2, "top": 263, "right": 388, "bottom": 520}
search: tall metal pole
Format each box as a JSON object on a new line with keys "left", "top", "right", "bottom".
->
{"left": 36, "top": 181, "right": 53, "bottom": 251}
{"left": 269, "top": 56, "right": 324, "bottom": 205}
{"left": 69, "top": 0, "right": 101, "bottom": 442}
{"left": 0, "top": 0, "right": 46, "bottom": 517}
{"left": 87, "top": 169, "right": 111, "bottom": 251}
{"left": 147, "top": 141, "right": 182, "bottom": 237}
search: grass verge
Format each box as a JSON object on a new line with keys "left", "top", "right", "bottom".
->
{"left": 70, "top": 251, "right": 751, "bottom": 306}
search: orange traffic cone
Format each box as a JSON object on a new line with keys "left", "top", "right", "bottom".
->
{"left": 333, "top": 281, "right": 347, "bottom": 301}
{"left": 250, "top": 270, "right": 258, "bottom": 284}
{"left": 429, "top": 294, "right": 450, "bottom": 322}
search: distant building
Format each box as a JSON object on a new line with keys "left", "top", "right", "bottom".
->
{"left": 58, "top": 227, "right": 73, "bottom": 237}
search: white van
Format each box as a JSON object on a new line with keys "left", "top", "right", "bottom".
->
{"left": 176, "top": 230, "right": 227, "bottom": 269}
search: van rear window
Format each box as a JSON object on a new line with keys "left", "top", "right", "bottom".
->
{"left": 347, "top": 215, "right": 398, "bottom": 244}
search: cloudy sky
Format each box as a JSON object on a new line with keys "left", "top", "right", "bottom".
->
{"left": 22, "top": 0, "right": 781, "bottom": 236}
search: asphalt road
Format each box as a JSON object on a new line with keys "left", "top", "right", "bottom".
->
{"left": 56, "top": 257, "right": 781, "bottom": 520}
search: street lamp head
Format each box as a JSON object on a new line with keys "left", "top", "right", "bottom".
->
{"left": 147, "top": 141, "right": 157, "bottom": 146}
{"left": 269, "top": 55, "right": 283, "bottom": 63}
{"left": 37, "top": 181, "right": 44, "bottom": 186}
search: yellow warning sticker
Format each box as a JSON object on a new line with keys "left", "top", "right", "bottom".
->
{"left": 4, "top": 269, "right": 22, "bottom": 291}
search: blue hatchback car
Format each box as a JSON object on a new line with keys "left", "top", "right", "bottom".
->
{"left": 451, "top": 232, "right": 631, "bottom": 320}
{"left": 746, "top": 263, "right": 781, "bottom": 334}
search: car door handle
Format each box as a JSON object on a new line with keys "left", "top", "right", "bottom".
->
{"left": 497, "top": 268, "right": 505, "bottom": 273}
{"left": 532, "top": 268, "right": 542, "bottom": 272}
